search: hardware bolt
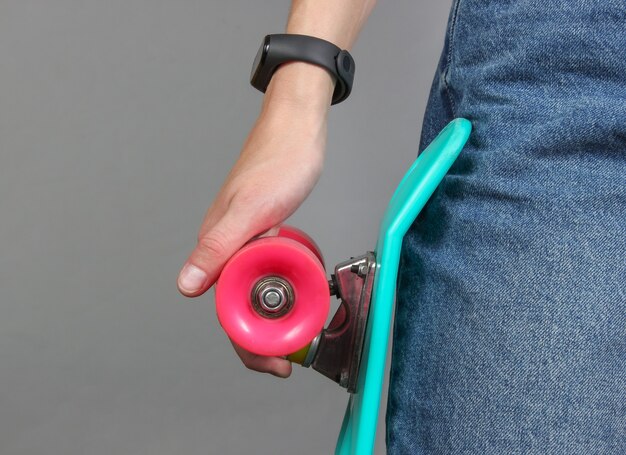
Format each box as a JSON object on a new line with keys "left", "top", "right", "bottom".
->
{"left": 351, "top": 263, "right": 368, "bottom": 277}
{"left": 261, "top": 289, "right": 284, "bottom": 310}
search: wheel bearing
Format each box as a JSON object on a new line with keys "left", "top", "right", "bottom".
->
{"left": 251, "top": 276, "right": 295, "bottom": 318}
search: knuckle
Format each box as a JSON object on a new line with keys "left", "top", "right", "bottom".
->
{"left": 197, "top": 232, "right": 228, "bottom": 259}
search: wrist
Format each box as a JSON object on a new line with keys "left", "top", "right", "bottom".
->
{"left": 261, "top": 61, "right": 335, "bottom": 114}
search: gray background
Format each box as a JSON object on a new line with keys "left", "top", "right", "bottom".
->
{"left": 0, "top": 1, "right": 451, "bottom": 454}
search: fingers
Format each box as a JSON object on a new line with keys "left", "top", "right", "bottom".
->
{"left": 231, "top": 342, "right": 292, "bottom": 378}
{"left": 177, "top": 207, "right": 261, "bottom": 297}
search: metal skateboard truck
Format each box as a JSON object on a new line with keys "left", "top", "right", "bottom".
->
{"left": 289, "top": 252, "right": 376, "bottom": 393}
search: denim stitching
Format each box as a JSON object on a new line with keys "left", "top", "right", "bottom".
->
{"left": 443, "top": 0, "right": 463, "bottom": 116}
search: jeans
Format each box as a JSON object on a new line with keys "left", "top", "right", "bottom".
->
{"left": 386, "top": 1, "right": 626, "bottom": 453}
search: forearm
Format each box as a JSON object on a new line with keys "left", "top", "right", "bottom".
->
{"left": 286, "top": 0, "right": 376, "bottom": 50}
{"left": 262, "top": 0, "right": 377, "bottom": 114}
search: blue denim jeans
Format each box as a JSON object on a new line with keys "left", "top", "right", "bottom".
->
{"left": 386, "top": 1, "right": 626, "bottom": 453}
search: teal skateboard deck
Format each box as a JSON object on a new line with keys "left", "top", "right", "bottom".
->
{"left": 335, "top": 118, "right": 471, "bottom": 454}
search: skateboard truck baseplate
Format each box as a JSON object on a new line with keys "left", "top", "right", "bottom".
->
{"left": 291, "top": 252, "right": 376, "bottom": 393}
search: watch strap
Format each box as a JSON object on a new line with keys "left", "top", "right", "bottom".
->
{"left": 252, "top": 34, "right": 355, "bottom": 105}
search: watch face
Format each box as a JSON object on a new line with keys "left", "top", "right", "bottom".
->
{"left": 250, "top": 36, "right": 270, "bottom": 82}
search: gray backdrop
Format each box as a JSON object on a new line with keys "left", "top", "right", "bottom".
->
{"left": 0, "top": 1, "right": 451, "bottom": 454}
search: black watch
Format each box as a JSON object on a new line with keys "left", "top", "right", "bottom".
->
{"left": 250, "top": 34, "right": 355, "bottom": 105}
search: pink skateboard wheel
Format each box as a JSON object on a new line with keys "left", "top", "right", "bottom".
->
{"left": 278, "top": 226, "right": 325, "bottom": 266}
{"left": 215, "top": 236, "right": 329, "bottom": 356}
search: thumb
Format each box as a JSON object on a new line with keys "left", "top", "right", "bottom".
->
{"left": 177, "top": 210, "right": 263, "bottom": 297}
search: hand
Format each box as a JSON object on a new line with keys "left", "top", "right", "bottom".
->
{"left": 177, "top": 67, "right": 332, "bottom": 376}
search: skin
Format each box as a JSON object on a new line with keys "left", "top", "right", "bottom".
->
{"left": 177, "top": 0, "right": 377, "bottom": 377}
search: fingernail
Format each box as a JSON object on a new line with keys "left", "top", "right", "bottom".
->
{"left": 178, "top": 263, "right": 208, "bottom": 293}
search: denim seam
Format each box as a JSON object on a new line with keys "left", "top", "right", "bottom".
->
{"left": 443, "top": 0, "right": 463, "bottom": 117}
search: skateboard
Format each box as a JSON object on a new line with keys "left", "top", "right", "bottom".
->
{"left": 215, "top": 118, "right": 472, "bottom": 454}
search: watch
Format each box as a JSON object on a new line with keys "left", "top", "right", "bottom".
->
{"left": 250, "top": 34, "right": 355, "bottom": 105}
